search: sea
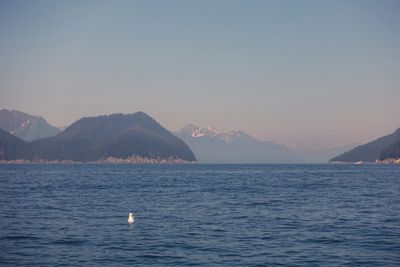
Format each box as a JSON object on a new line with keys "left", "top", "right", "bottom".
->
{"left": 0, "top": 164, "right": 399, "bottom": 266}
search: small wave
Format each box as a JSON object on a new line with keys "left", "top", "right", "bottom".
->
{"left": 50, "top": 239, "right": 87, "bottom": 245}
{"left": 305, "top": 237, "right": 345, "bottom": 244}
{"left": 249, "top": 202, "right": 270, "bottom": 207}
{"left": 0, "top": 235, "right": 41, "bottom": 241}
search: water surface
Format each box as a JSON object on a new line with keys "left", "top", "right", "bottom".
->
{"left": 0, "top": 164, "right": 399, "bottom": 266}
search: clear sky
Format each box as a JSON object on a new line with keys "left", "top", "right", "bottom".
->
{"left": 0, "top": 0, "right": 399, "bottom": 148}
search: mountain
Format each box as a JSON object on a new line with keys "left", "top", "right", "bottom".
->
{"left": 0, "top": 109, "right": 60, "bottom": 141}
{"left": 330, "top": 128, "right": 400, "bottom": 162}
{"left": 175, "top": 124, "right": 302, "bottom": 163}
{"left": 294, "top": 143, "right": 359, "bottom": 163}
{"left": 0, "top": 128, "right": 30, "bottom": 160}
{"left": 0, "top": 112, "right": 196, "bottom": 162}
{"left": 379, "top": 139, "right": 400, "bottom": 160}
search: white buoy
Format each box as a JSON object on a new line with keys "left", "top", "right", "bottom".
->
{"left": 128, "top": 212, "right": 135, "bottom": 224}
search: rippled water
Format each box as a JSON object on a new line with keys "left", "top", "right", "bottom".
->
{"left": 0, "top": 164, "right": 399, "bottom": 266}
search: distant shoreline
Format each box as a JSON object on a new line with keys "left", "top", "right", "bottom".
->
{"left": 0, "top": 156, "right": 197, "bottom": 164}
{"left": 329, "top": 158, "right": 400, "bottom": 165}
{"left": 1, "top": 159, "right": 399, "bottom": 164}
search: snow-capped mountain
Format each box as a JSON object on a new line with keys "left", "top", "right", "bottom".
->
{"left": 179, "top": 124, "right": 254, "bottom": 144}
{"left": 0, "top": 109, "right": 60, "bottom": 141}
{"left": 176, "top": 124, "right": 303, "bottom": 163}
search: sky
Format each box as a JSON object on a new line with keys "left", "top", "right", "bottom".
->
{"left": 0, "top": 0, "right": 399, "bottom": 148}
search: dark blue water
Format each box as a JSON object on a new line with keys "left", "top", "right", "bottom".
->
{"left": 0, "top": 164, "right": 399, "bottom": 266}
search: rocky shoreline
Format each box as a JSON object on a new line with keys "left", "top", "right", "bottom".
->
{"left": 330, "top": 158, "right": 400, "bottom": 165}
{"left": 377, "top": 158, "right": 400, "bottom": 164}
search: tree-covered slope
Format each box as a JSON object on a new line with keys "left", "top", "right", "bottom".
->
{"left": 380, "top": 139, "right": 400, "bottom": 160}
{"left": 30, "top": 112, "right": 196, "bottom": 161}
{"left": 0, "top": 112, "right": 196, "bottom": 162}
{"left": 0, "top": 128, "right": 30, "bottom": 160}
{"left": 330, "top": 128, "right": 400, "bottom": 162}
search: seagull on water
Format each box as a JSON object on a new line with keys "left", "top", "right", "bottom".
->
{"left": 128, "top": 212, "right": 135, "bottom": 224}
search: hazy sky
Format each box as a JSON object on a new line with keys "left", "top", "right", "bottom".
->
{"left": 0, "top": 0, "right": 399, "bottom": 148}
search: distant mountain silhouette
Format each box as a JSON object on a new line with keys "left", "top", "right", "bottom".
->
{"left": 0, "top": 109, "right": 60, "bottom": 141}
{"left": 294, "top": 143, "right": 359, "bottom": 163}
{"left": 0, "top": 112, "right": 196, "bottom": 162}
{"left": 330, "top": 128, "right": 400, "bottom": 162}
{"left": 175, "top": 124, "right": 302, "bottom": 163}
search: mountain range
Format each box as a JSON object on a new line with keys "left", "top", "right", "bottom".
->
{"left": 175, "top": 124, "right": 302, "bottom": 163}
{"left": 330, "top": 128, "right": 400, "bottom": 162}
{"left": 0, "top": 109, "right": 60, "bottom": 141}
{"left": 0, "top": 112, "right": 196, "bottom": 162}
{"left": 1, "top": 109, "right": 399, "bottom": 163}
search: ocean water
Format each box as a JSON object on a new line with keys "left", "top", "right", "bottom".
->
{"left": 0, "top": 164, "right": 399, "bottom": 266}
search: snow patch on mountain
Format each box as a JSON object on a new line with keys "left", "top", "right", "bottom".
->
{"left": 0, "top": 109, "right": 60, "bottom": 141}
{"left": 175, "top": 124, "right": 303, "bottom": 163}
{"left": 178, "top": 124, "right": 254, "bottom": 144}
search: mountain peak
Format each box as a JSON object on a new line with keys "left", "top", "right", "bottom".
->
{"left": 178, "top": 124, "right": 256, "bottom": 144}
{"left": 0, "top": 109, "right": 60, "bottom": 141}
{"left": 176, "top": 123, "right": 301, "bottom": 163}
{"left": 0, "top": 111, "right": 196, "bottom": 162}
{"left": 131, "top": 111, "right": 152, "bottom": 119}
